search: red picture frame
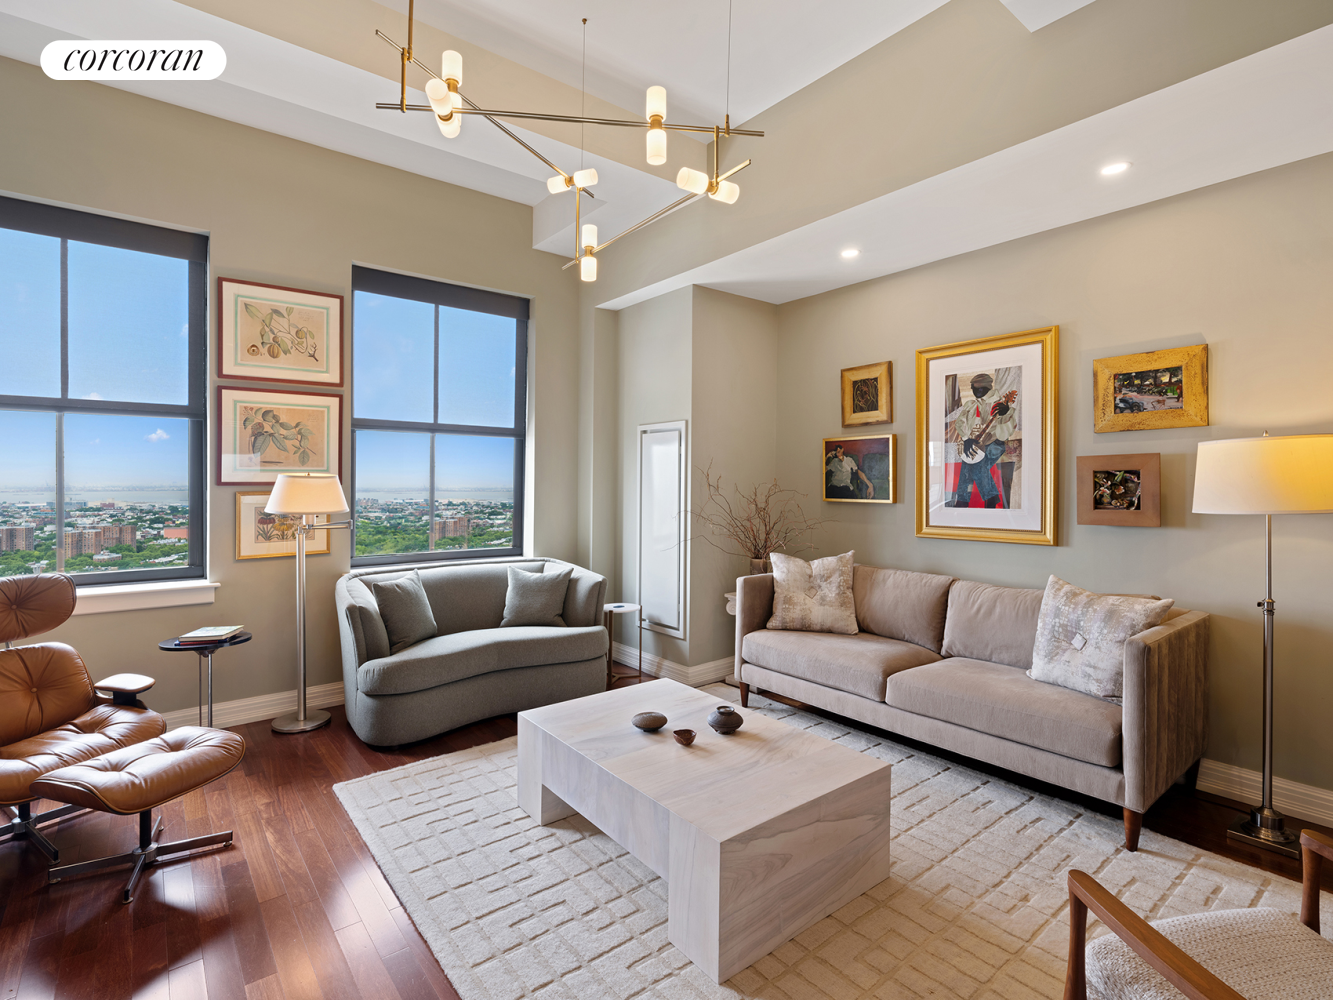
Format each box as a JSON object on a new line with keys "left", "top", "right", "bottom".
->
{"left": 217, "top": 277, "right": 344, "bottom": 387}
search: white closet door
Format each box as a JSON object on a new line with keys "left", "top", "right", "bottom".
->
{"left": 638, "top": 420, "right": 686, "bottom": 638}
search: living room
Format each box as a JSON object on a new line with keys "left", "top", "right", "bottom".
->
{"left": 2, "top": 1, "right": 1332, "bottom": 997}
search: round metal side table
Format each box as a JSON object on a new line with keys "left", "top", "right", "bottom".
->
{"left": 602, "top": 603, "right": 643, "bottom": 687}
{"left": 158, "top": 632, "right": 253, "bottom": 727}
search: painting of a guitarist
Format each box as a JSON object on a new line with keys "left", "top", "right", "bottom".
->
{"left": 948, "top": 371, "right": 1018, "bottom": 508}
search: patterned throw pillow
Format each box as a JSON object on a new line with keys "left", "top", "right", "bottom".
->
{"left": 766, "top": 551, "right": 858, "bottom": 635}
{"left": 1029, "top": 575, "right": 1174, "bottom": 699}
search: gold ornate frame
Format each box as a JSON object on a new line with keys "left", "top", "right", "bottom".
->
{"left": 822, "top": 434, "right": 897, "bottom": 504}
{"left": 915, "top": 326, "right": 1058, "bottom": 545}
{"left": 840, "top": 361, "right": 892, "bottom": 426}
{"left": 1093, "top": 345, "right": 1207, "bottom": 433}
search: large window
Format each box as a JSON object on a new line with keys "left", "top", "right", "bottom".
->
{"left": 0, "top": 196, "right": 206, "bottom": 583}
{"left": 350, "top": 266, "right": 527, "bottom": 565}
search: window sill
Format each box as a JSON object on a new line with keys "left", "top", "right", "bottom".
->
{"left": 73, "top": 580, "right": 221, "bottom": 616}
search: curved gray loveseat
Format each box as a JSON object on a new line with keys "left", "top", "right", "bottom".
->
{"left": 335, "top": 558, "right": 608, "bottom": 746}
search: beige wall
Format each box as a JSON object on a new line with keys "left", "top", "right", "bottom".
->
{"left": 772, "top": 152, "right": 1333, "bottom": 789}
{"left": 0, "top": 56, "right": 582, "bottom": 715}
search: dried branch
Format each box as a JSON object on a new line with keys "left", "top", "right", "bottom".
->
{"left": 691, "top": 463, "right": 828, "bottom": 560}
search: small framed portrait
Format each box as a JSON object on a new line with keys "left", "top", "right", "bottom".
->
{"left": 235, "top": 491, "right": 331, "bottom": 559}
{"left": 916, "top": 326, "right": 1058, "bottom": 545}
{"left": 841, "top": 361, "right": 892, "bottom": 427}
{"left": 217, "top": 386, "right": 342, "bottom": 485}
{"left": 1076, "top": 454, "right": 1161, "bottom": 527}
{"left": 823, "top": 434, "right": 897, "bottom": 503}
{"left": 217, "top": 277, "right": 344, "bottom": 386}
{"left": 1093, "top": 345, "right": 1207, "bottom": 432}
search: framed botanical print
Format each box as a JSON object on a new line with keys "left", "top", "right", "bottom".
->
{"left": 823, "top": 434, "right": 896, "bottom": 503}
{"left": 1093, "top": 345, "right": 1207, "bottom": 432}
{"left": 1076, "top": 454, "right": 1161, "bottom": 527}
{"left": 217, "top": 278, "right": 344, "bottom": 386}
{"left": 916, "top": 326, "right": 1058, "bottom": 545}
{"left": 235, "top": 491, "right": 331, "bottom": 559}
{"left": 841, "top": 361, "right": 891, "bottom": 426}
{"left": 217, "top": 386, "right": 342, "bottom": 485}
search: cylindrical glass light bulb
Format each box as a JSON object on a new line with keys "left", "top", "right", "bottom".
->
{"left": 580, "top": 254, "right": 597, "bottom": 282}
{"left": 676, "top": 167, "right": 709, "bottom": 194}
{"left": 581, "top": 224, "right": 598, "bottom": 250}
{"left": 438, "top": 114, "right": 461, "bottom": 139}
{"left": 441, "top": 50, "right": 463, "bottom": 85}
{"left": 709, "top": 180, "right": 740, "bottom": 204}
{"left": 572, "top": 168, "right": 598, "bottom": 188}
{"left": 646, "top": 128, "right": 667, "bottom": 166}
{"left": 645, "top": 85, "right": 667, "bottom": 120}
{"left": 425, "top": 78, "right": 452, "bottom": 117}
{"left": 547, "top": 175, "right": 568, "bottom": 195}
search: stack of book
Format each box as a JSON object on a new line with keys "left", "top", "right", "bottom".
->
{"left": 176, "top": 625, "right": 244, "bottom": 646}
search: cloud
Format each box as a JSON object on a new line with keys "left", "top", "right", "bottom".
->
{"left": 180, "top": 323, "right": 189, "bottom": 338}
{"left": 84, "top": 392, "right": 103, "bottom": 400}
{"left": 89, "top": 438, "right": 100, "bottom": 445}
{"left": 145, "top": 428, "right": 170, "bottom": 442}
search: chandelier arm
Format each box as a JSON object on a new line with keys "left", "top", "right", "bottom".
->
{"left": 448, "top": 107, "right": 763, "bottom": 136}
{"left": 716, "top": 158, "right": 752, "bottom": 182}
{"left": 560, "top": 190, "right": 702, "bottom": 267}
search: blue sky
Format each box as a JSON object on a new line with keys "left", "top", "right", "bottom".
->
{"left": 355, "top": 429, "right": 514, "bottom": 491}
{"left": 0, "top": 409, "right": 188, "bottom": 488}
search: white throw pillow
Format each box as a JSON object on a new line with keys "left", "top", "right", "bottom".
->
{"left": 766, "top": 551, "right": 858, "bottom": 635}
{"left": 1029, "top": 575, "right": 1174, "bottom": 699}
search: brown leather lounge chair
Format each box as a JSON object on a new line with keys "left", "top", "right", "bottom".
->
{"left": 0, "top": 573, "right": 166, "bottom": 862}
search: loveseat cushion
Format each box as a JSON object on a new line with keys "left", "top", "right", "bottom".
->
{"left": 885, "top": 657, "right": 1122, "bottom": 767}
{"left": 940, "top": 580, "right": 1044, "bottom": 669}
{"left": 852, "top": 566, "right": 954, "bottom": 652}
{"left": 357, "top": 625, "right": 607, "bottom": 696}
{"left": 742, "top": 629, "right": 940, "bottom": 702}
{"left": 418, "top": 561, "right": 548, "bottom": 634}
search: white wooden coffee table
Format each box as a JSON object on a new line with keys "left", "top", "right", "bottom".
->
{"left": 517, "top": 678, "right": 893, "bottom": 983}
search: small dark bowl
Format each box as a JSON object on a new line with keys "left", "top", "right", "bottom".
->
{"left": 632, "top": 712, "right": 668, "bottom": 732}
{"left": 673, "top": 729, "right": 696, "bottom": 746}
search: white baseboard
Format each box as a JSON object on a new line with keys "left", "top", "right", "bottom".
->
{"left": 613, "top": 641, "right": 734, "bottom": 687}
{"left": 159, "top": 680, "right": 345, "bottom": 731}
{"left": 1196, "top": 758, "right": 1333, "bottom": 828}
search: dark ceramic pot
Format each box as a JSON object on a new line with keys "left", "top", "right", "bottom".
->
{"left": 632, "top": 712, "right": 667, "bottom": 732}
{"left": 708, "top": 705, "right": 743, "bottom": 735}
{"left": 673, "top": 729, "right": 696, "bottom": 746}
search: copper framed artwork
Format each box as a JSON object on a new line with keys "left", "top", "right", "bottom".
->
{"left": 823, "top": 434, "right": 896, "bottom": 503}
{"left": 1093, "top": 345, "right": 1207, "bottom": 433}
{"left": 235, "top": 491, "right": 331, "bottom": 559}
{"left": 916, "top": 326, "right": 1058, "bottom": 545}
{"left": 840, "top": 361, "right": 892, "bottom": 426}
{"left": 217, "top": 277, "right": 344, "bottom": 386}
{"left": 217, "top": 386, "right": 342, "bottom": 485}
{"left": 1076, "top": 454, "right": 1161, "bottom": 527}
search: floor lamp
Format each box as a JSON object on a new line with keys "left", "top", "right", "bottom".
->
{"left": 1192, "top": 433, "right": 1333, "bottom": 856}
{"left": 266, "top": 473, "right": 352, "bottom": 734}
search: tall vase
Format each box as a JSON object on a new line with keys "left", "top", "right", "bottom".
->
{"left": 749, "top": 557, "right": 771, "bottom": 575}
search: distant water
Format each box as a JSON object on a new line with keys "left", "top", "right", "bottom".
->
{"left": 356, "top": 488, "right": 513, "bottom": 503}
{"left": 0, "top": 489, "right": 190, "bottom": 505}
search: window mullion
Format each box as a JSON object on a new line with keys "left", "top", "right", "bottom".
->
{"left": 55, "top": 411, "right": 65, "bottom": 573}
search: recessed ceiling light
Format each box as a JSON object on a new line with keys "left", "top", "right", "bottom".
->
{"left": 840, "top": 248, "right": 860, "bottom": 259}
{"left": 1100, "top": 162, "right": 1131, "bottom": 176}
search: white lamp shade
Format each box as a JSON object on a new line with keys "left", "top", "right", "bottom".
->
{"left": 266, "top": 473, "right": 349, "bottom": 515}
{"left": 645, "top": 85, "right": 667, "bottom": 120}
{"left": 709, "top": 179, "right": 740, "bottom": 204}
{"left": 437, "top": 113, "right": 461, "bottom": 138}
{"left": 581, "top": 223, "right": 598, "bottom": 249}
{"left": 573, "top": 167, "right": 598, "bottom": 188}
{"left": 580, "top": 254, "right": 597, "bottom": 282}
{"left": 425, "top": 78, "right": 452, "bottom": 116}
{"left": 441, "top": 49, "right": 463, "bottom": 84}
{"left": 546, "top": 174, "right": 567, "bottom": 195}
{"left": 676, "top": 167, "right": 709, "bottom": 194}
{"left": 1193, "top": 434, "right": 1333, "bottom": 514}
{"left": 646, "top": 128, "right": 667, "bottom": 166}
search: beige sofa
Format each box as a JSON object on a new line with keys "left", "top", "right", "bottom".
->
{"left": 735, "top": 566, "right": 1209, "bottom": 851}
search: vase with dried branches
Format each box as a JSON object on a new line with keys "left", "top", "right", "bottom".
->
{"left": 692, "top": 464, "right": 826, "bottom": 575}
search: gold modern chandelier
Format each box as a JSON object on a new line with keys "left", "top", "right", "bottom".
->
{"left": 374, "top": 3, "right": 762, "bottom": 281}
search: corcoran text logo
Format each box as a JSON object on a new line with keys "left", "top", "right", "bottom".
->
{"left": 40, "top": 40, "right": 226, "bottom": 80}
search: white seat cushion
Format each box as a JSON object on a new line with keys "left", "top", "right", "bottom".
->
{"left": 1087, "top": 907, "right": 1333, "bottom": 1000}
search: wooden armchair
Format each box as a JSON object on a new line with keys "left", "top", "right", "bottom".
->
{"left": 1064, "top": 829, "right": 1333, "bottom": 1000}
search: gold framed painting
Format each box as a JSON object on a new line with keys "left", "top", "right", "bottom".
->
{"left": 916, "top": 326, "right": 1058, "bottom": 545}
{"left": 1093, "top": 345, "right": 1207, "bottom": 432}
{"left": 841, "top": 361, "right": 891, "bottom": 426}
{"left": 235, "top": 491, "right": 330, "bottom": 559}
{"left": 823, "top": 434, "right": 896, "bottom": 503}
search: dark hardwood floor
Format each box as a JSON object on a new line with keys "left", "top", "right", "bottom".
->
{"left": 2, "top": 665, "right": 1328, "bottom": 999}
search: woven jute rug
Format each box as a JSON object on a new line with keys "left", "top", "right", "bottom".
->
{"left": 333, "top": 685, "right": 1325, "bottom": 1000}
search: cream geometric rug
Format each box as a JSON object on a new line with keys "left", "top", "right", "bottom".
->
{"left": 333, "top": 685, "right": 1328, "bottom": 1000}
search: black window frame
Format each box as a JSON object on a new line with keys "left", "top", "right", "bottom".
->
{"left": 0, "top": 195, "right": 208, "bottom": 585}
{"left": 349, "top": 265, "right": 528, "bottom": 567}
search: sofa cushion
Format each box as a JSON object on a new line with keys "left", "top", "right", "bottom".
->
{"left": 416, "top": 561, "right": 547, "bottom": 634}
{"left": 852, "top": 566, "right": 954, "bottom": 653}
{"left": 371, "top": 570, "right": 438, "bottom": 654}
{"left": 357, "top": 625, "right": 607, "bottom": 697}
{"left": 501, "top": 565, "right": 571, "bottom": 628}
{"left": 885, "top": 657, "right": 1122, "bottom": 767}
{"left": 768, "top": 551, "right": 858, "bottom": 635}
{"left": 940, "top": 579, "right": 1045, "bottom": 670}
{"left": 743, "top": 629, "right": 940, "bottom": 702}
